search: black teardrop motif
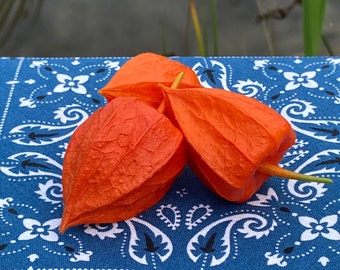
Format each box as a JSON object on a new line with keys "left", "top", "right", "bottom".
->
{"left": 284, "top": 246, "right": 294, "bottom": 254}
{"left": 0, "top": 244, "right": 8, "bottom": 250}
{"left": 37, "top": 95, "right": 46, "bottom": 100}
{"left": 64, "top": 246, "right": 75, "bottom": 252}
{"left": 143, "top": 233, "right": 159, "bottom": 252}
{"left": 8, "top": 208, "right": 18, "bottom": 215}
{"left": 202, "top": 69, "right": 216, "bottom": 84}
{"left": 279, "top": 206, "right": 290, "bottom": 213}
{"left": 271, "top": 94, "right": 280, "bottom": 100}
{"left": 96, "top": 68, "right": 105, "bottom": 73}
{"left": 200, "top": 232, "right": 217, "bottom": 253}
{"left": 92, "top": 98, "right": 101, "bottom": 104}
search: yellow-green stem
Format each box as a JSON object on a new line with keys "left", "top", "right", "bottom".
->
{"left": 157, "top": 72, "right": 185, "bottom": 114}
{"left": 189, "top": 0, "right": 206, "bottom": 56}
{"left": 258, "top": 162, "right": 333, "bottom": 184}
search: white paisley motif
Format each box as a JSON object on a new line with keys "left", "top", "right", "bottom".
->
{"left": 0, "top": 152, "right": 62, "bottom": 178}
{"left": 10, "top": 105, "right": 88, "bottom": 146}
{"left": 187, "top": 213, "right": 275, "bottom": 266}
{"left": 192, "top": 59, "right": 228, "bottom": 89}
{"left": 295, "top": 149, "right": 340, "bottom": 177}
{"left": 156, "top": 204, "right": 181, "bottom": 231}
{"left": 281, "top": 100, "right": 340, "bottom": 143}
{"left": 232, "top": 79, "right": 266, "bottom": 97}
{"left": 247, "top": 188, "right": 278, "bottom": 207}
{"left": 125, "top": 217, "right": 173, "bottom": 265}
{"left": 287, "top": 180, "right": 327, "bottom": 204}
{"left": 35, "top": 179, "right": 63, "bottom": 204}
{"left": 185, "top": 204, "right": 213, "bottom": 230}
{"left": 286, "top": 149, "right": 340, "bottom": 203}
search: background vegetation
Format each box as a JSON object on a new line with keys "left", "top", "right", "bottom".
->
{"left": 0, "top": 0, "right": 336, "bottom": 57}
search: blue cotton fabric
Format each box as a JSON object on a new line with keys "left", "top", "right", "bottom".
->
{"left": 0, "top": 56, "right": 339, "bottom": 269}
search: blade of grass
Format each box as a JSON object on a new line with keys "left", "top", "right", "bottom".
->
{"left": 0, "top": 0, "right": 44, "bottom": 50}
{"left": 210, "top": 0, "right": 218, "bottom": 55}
{"left": 321, "top": 34, "right": 334, "bottom": 56}
{"left": 0, "top": 0, "right": 26, "bottom": 48}
{"left": 184, "top": 7, "right": 191, "bottom": 55}
{"left": 302, "top": 0, "right": 327, "bottom": 56}
{"left": 0, "top": 0, "right": 16, "bottom": 32}
{"left": 202, "top": 0, "right": 209, "bottom": 55}
{"left": 256, "top": 0, "right": 276, "bottom": 56}
{"left": 189, "top": 0, "right": 206, "bottom": 56}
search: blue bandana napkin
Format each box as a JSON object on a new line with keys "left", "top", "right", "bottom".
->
{"left": 0, "top": 56, "right": 339, "bottom": 269}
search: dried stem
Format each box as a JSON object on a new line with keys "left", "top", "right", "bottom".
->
{"left": 157, "top": 72, "right": 185, "bottom": 114}
{"left": 258, "top": 162, "right": 333, "bottom": 184}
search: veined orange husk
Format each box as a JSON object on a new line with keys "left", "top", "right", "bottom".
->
{"left": 60, "top": 97, "right": 186, "bottom": 232}
{"left": 99, "top": 52, "right": 202, "bottom": 108}
{"left": 161, "top": 86, "right": 296, "bottom": 203}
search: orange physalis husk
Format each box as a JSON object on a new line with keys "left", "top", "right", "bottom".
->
{"left": 161, "top": 86, "right": 296, "bottom": 203}
{"left": 98, "top": 52, "right": 201, "bottom": 108}
{"left": 60, "top": 97, "right": 186, "bottom": 233}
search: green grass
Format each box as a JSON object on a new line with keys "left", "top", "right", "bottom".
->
{"left": 189, "top": 0, "right": 206, "bottom": 56}
{"left": 189, "top": 0, "right": 218, "bottom": 56}
{"left": 190, "top": 0, "right": 328, "bottom": 56}
{"left": 0, "top": 0, "right": 43, "bottom": 50}
{"left": 302, "top": 0, "right": 327, "bottom": 56}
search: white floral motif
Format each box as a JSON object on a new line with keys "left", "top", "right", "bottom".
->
{"left": 18, "top": 218, "right": 61, "bottom": 242}
{"left": 53, "top": 74, "right": 89, "bottom": 94}
{"left": 70, "top": 251, "right": 93, "bottom": 262}
{"left": 318, "top": 256, "right": 330, "bottom": 266}
{"left": 29, "top": 60, "right": 48, "bottom": 68}
{"left": 176, "top": 188, "right": 188, "bottom": 197}
{"left": 283, "top": 71, "right": 318, "bottom": 90}
{"left": 27, "top": 254, "right": 39, "bottom": 262}
{"left": 19, "top": 97, "right": 36, "bottom": 108}
{"left": 264, "top": 252, "right": 287, "bottom": 267}
{"left": 104, "top": 60, "right": 120, "bottom": 70}
{"left": 84, "top": 223, "right": 124, "bottom": 240}
{"left": 0, "top": 197, "right": 13, "bottom": 207}
{"left": 253, "top": 59, "right": 269, "bottom": 70}
{"left": 299, "top": 215, "right": 340, "bottom": 241}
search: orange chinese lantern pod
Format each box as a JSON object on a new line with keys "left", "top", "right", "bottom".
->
{"left": 161, "top": 85, "right": 297, "bottom": 203}
{"left": 60, "top": 97, "right": 187, "bottom": 233}
{"left": 98, "top": 52, "right": 201, "bottom": 108}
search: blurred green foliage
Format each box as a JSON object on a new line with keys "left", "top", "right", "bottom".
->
{"left": 189, "top": 0, "right": 328, "bottom": 56}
